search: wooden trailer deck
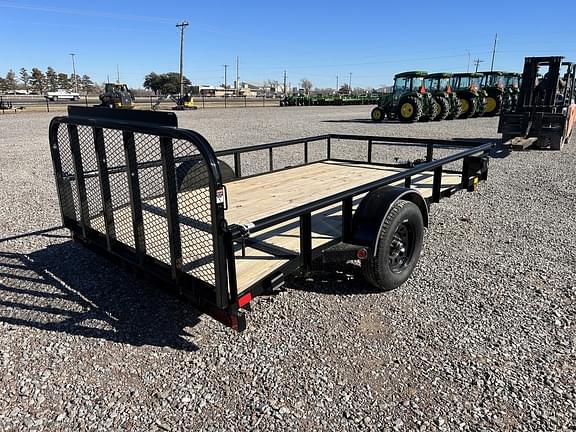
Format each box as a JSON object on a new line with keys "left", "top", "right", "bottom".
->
{"left": 91, "top": 160, "right": 461, "bottom": 294}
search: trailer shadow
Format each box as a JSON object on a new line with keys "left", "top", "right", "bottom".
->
{"left": 287, "top": 262, "right": 384, "bottom": 295}
{"left": 0, "top": 243, "right": 201, "bottom": 351}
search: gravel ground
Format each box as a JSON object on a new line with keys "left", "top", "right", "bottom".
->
{"left": 0, "top": 106, "right": 574, "bottom": 431}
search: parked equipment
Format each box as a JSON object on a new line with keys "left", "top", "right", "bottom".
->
{"left": 498, "top": 56, "right": 576, "bottom": 150}
{"left": 98, "top": 83, "right": 134, "bottom": 109}
{"left": 0, "top": 96, "right": 13, "bottom": 110}
{"left": 502, "top": 72, "right": 522, "bottom": 112}
{"left": 478, "top": 71, "right": 507, "bottom": 116}
{"left": 451, "top": 73, "right": 487, "bottom": 118}
{"left": 49, "top": 107, "right": 496, "bottom": 330}
{"left": 424, "top": 73, "right": 462, "bottom": 120}
{"left": 371, "top": 71, "right": 439, "bottom": 122}
{"left": 173, "top": 93, "right": 197, "bottom": 110}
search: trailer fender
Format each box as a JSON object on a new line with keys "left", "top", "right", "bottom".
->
{"left": 176, "top": 159, "right": 235, "bottom": 191}
{"left": 350, "top": 186, "right": 428, "bottom": 256}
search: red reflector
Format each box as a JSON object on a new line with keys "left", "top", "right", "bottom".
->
{"left": 238, "top": 292, "right": 252, "bottom": 308}
{"left": 357, "top": 248, "right": 368, "bottom": 259}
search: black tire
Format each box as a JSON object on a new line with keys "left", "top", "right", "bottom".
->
{"left": 447, "top": 98, "right": 462, "bottom": 120}
{"left": 510, "top": 93, "right": 519, "bottom": 111}
{"left": 371, "top": 107, "right": 384, "bottom": 122}
{"left": 397, "top": 96, "right": 423, "bottom": 123}
{"left": 458, "top": 97, "right": 477, "bottom": 119}
{"left": 434, "top": 96, "right": 450, "bottom": 120}
{"left": 361, "top": 200, "right": 424, "bottom": 291}
{"left": 474, "top": 96, "right": 487, "bottom": 117}
{"left": 422, "top": 99, "right": 440, "bottom": 122}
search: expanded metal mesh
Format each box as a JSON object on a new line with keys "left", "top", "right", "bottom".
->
{"left": 173, "top": 139, "right": 215, "bottom": 285}
{"left": 52, "top": 123, "right": 217, "bottom": 286}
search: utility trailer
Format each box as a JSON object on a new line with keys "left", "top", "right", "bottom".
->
{"left": 49, "top": 107, "right": 494, "bottom": 331}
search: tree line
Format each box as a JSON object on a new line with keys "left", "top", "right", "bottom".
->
{"left": 0, "top": 67, "right": 98, "bottom": 94}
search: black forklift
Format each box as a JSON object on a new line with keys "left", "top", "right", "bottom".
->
{"left": 498, "top": 56, "right": 576, "bottom": 150}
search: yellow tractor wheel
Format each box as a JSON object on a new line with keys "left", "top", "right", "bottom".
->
{"left": 460, "top": 98, "right": 470, "bottom": 114}
{"left": 400, "top": 102, "right": 414, "bottom": 119}
{"left": 371, "top": 107, "right": 384, "bottom": 122}
{"left": 485, "top": 97, "right": 497, "bottom": 113}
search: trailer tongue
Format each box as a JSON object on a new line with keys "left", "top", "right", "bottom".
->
{"left": 49, "top": 107, "right": 495, "bottom": 331}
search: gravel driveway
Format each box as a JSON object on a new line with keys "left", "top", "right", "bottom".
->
{"left": 0, "top": 106, "right": 574, "bottom": 431}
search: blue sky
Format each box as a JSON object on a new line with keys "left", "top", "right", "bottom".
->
{"left": 1, "top": 0, "right": 575, "bottom": 89}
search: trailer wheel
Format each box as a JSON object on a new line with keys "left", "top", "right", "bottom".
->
{"left": 371, "top": 107, "right": 384, "bottom": 122}
{"left": 362, "top": 200, "right": 424, "bottom": 291}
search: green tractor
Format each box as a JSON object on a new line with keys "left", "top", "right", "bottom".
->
{"left": 424, "top": 72, "right": 462, "bottom": 120}
{"left": 478, "top": 71, "right": 508, "bottom": 116}
{"left": 451, "top": 73, "right": 487, "bottom": 118}
{"left": 371, "top": 71, "right": 439, "bottom": 123}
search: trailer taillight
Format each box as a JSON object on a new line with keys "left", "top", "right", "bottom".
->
{"left": 238, "top": 292, "right": 252, "bottom": 308}
{"left": 357, "top": 248, "right": 368, "bottom": 260}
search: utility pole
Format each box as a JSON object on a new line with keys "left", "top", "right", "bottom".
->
{"left": 69, "top": 53, "right": 77, "bottom": 92}
{"left": 236, "top": 56, "right": 239, "bottom": 96}
{"left": 283, "top": 70, "right": 287, "bottom": 96}
{"left": 176, "top": 21, "right": 189, "bottom": 97}
{"left": 336, "top": 75, "right": 339, "bottom": 92}
{"left": 473, "top": 58, "right": 484, "bottom": 73}
{"left": 466, "top": 49, "right": 471, "bottom": 73}
{"left": 223, "top": 64, "right": 229, "bottom": 95}
{"left": 116, "top": 64, "right": 120, "bottom": 83}
{"left": 490, "top": 33, "right": 498, "bottom": 72}
{"left": 349, "top": 72, "right": 352, "bottom": 94}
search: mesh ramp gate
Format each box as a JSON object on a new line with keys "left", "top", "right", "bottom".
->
{"left": 48, "top": 108, "right": 233, "bottom": 322}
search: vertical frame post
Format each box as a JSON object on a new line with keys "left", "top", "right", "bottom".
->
{"left": 342, "top": 197, "right": 353, "bottom": 242}
{"left": 404, "top": 176, "right": 412, "bottom": 188}
{"left": 367, "top": 139, "right": 373, "bottom": 163}
{"left": 426, "top": 142, "right": 434, "bottom": 162}
{"left": 234, "top": 152, "right": 242, "bottom": 178}
{"left": 327, "top": 136, "right": 331, "bottom": 160}
{"left": 93, "top": 127, "right": 116, "bottom": 250}
{"left": 304, "top": 141, "right": 309, "bottom": 164}
{"left": 160, "top": 136, "right": 183, "bottom": 284}
{"left": 432, "top": 166, "right": 443, "bottom": 203}
{"left": 269, "top": 147, "right": 274, "bottom": 172}
{"left": 67, "top": 124, "right": 90, "bottom": 236}
{"left": 122, "top": 130, "right": 146, "bottom": 264}
{"left": 461, "top": 156, "right": 470, "bottom": 189}
{"left": 300, "top": 212, "right": 312, "bottom": 271}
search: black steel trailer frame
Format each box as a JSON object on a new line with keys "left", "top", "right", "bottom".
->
{"left": 49, "top": 107, "right": 495, "bottom": 331}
